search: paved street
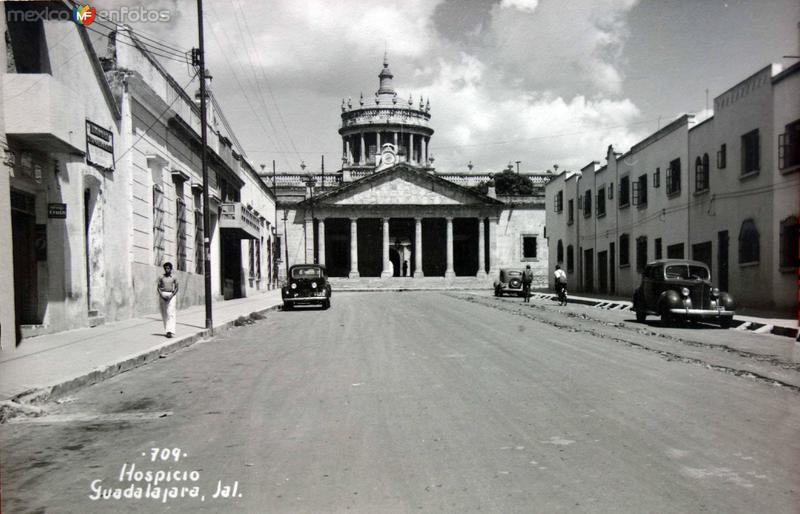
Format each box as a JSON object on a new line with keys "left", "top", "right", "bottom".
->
{"left": 2, "top": 292, "right": 799, "bottom": 513}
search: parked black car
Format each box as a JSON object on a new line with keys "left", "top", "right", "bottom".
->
{"left": 632, "top": 259, "right": 734, "bottom": 327}
{"left": 494, "top": 269, "right": 524, "bottom": 297}
{"left": 282, "top": 264, "right": 331, "bottom": 310}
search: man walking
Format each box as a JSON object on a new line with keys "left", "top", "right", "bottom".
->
{"left": 554, "top": 264, "right": 568, "bottom": 306}
{"left": 521, "top": 264, "right": 533, "bottom": 302}
{"left": 157, "top": 262, "right": 179, "bottom": 338}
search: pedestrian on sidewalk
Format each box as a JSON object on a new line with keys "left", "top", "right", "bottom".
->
{"left": 157, "top": 262, "right": 179, "bottom": 338}
{"left": 521, "top": 264, "right": 533, "bottom": 302}
{"left": 554, "top": 264, "right": 567, "bottom": 306}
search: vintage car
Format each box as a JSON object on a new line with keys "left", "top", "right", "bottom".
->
{"left": 282, "top": 264, "right": 331, "bottom": 310}
{"left": 494, "top": 269, "right": 525, "bottom": 297}
{"left": 632, "top": 259, "right": 734, "bottom": 327}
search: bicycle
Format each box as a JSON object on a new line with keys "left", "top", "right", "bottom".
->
{"left": 556, "top": 283, "right": 568, "bottom": 306}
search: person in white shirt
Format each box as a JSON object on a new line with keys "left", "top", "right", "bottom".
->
{"left": 554, "top": 264, "right": 567, "bottom": 306}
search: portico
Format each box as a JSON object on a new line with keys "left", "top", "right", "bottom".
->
{"left": 298, "top": 164, "right": 503, "bottom": 279}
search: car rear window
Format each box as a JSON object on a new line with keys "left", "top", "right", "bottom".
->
{"left": 507, "top": 271, "right": 522, "bottom": 276}
{"left": 664, "top": 265, "right": 710, "bottom": 280}
{"left": 291, "top": 267, "right": 322, "bottom": 279}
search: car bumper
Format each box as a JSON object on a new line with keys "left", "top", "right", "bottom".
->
{"left": 668, "top": 308, "right": 734, "bottom": 318}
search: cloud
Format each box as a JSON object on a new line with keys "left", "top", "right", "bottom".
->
{"left": 500, "top": 0, "right": 540, "bottom": 13}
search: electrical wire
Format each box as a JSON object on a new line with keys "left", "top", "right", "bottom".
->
{"left": 85, "top": 25, "right": 190, "bottom": 64}
{"left": 113, "top": 72, "right": 199, "bottom": 166}
{"left": 91, "top": 18, "right": 189, "bottom": 59}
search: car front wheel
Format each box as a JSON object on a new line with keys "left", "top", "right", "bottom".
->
{"left": 719, "top": 317, "right": 732, "bottom": 329}
{"left": 323, "top": 299, "right": 331, "bottom": 309}
{"left": 636, "top": 309, "right": 646, "bottom": 323}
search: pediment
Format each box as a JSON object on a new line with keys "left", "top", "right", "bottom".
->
{"left": 310, "top": 165, "right": 501, "bottom": 207}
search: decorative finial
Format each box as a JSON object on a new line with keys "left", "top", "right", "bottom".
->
{"left": 408, "top": 94, "right": 413, "bottom": 106}
{"left": 392, "top": 92, "right": 398, "bottom": 104}
{"left": 425, "top": 98, "right": 430, "bottom": 112}
{"left": 341, "top": 98, "right": 346, "bottom": 112}
{"left": 375, "top": 91, "right": 380, "bottom": 105}
{"left": 347, "top": 97, "right": 352, "bottom": 109}
{"left": 429, "top": 154, "right": 435, "bottom": 164}
{"left": 468, "top": 161, "right": 474, "bottom": 171}
{"left": 300, "top": 160, "right": 306, "bottom": 171}
{"left": 419, "top": 95, "right": 424, "bottom": 109}
{"left": 359, "top": 92, "right": 364, "bottom": 106}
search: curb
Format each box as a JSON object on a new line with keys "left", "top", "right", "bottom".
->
{"left": 4, "top": 304, "right": 282, "bottom": 417}
{"left": 334, "top": 287, "right": 489, "bottom": 293}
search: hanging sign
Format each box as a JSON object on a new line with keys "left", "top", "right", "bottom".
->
{"left": 48, "top": 203, "right": 67, "bottom": 219}
{"left": 86, "top": 120, "right": 115, "bottom": 171}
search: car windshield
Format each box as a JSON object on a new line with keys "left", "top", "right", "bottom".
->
{"left": 664, "top": 264, "right": 710, "bottom": 280}
{"left": 291, "top": 267, "right": 322, "bottom": 279}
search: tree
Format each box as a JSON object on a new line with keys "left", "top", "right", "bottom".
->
{"left": 470, "top": 170, "right": 535, "bottom": 196}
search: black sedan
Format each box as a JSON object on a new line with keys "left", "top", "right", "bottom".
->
{"left": 282, "top": 264, "right": 331, "bottom": 310}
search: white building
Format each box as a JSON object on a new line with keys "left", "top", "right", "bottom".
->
{"left": 1, "top": 5, "right": 276, "bottom": 350}
{"left": 546, "top": 62, "right": 800, "bottom": 315}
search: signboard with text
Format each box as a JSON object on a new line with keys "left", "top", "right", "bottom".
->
{"left": 86, "top": 120, "right": 115, "bottom": 172}
{"left": 48, "top": 203, "right": 67, "bottom": 219}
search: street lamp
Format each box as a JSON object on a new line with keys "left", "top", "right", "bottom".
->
{"left": 303, "top": 174, "right": 317, "bottom": 264}
{"left": 515, "top": 160, "right": 521, "bottom": 174}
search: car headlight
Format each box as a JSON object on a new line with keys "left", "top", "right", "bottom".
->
{"left": 311, "top": 282, "right": 317, "bottom": 289}
{"left": 681, "top": 287, "right": 690, "bottom": 297}
{"left": 290, "top": 283, "right": 297, "bottom": 289}
{"left": 711, "top": 288, "right": 720, "bottom": 297}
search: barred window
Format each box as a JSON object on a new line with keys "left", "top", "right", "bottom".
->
{"left": 554, "top": 190, "right": 563, "bottom": 212}
{"left": 557, "top": 239, "right": 564, "bottom": 263}
{"left": 636, "top": 236, "right": 647, "bottom": 271}
{"left": 194, "top": 209, "right": 203, "bottom": 274}
{"left": 655, "top": 237, "right": 663, "bottom": 260}
{"left": 778, "top": 119, "right": 800, "bottom": 170}
{"left": 176, "top": 197, "right": 187, "bottom": 271}
{"left": 583, "top": 190, "right": 592, "bottom": 218}
{"left": 695, "top": 154, "right": 709, "bottom": 192}
{"left": 653, "top": 168, "right": 660, "bottom": 188}
{"left": 568, "top": 199, "right": 574, "bottom": 225}
{"left": 738, "top": 219, "right": 759, "bottom": 264}
{"left": 152, "top": 185, "right": 165, "bottom": 265}
{"left": 666, "top": 158, "right": 681, "bottom": 195}
{"left": 632, "top": 174, "right": 647, "bottom": 206}
{"left": 596, "top": 187, "right": 606, "bottom": 217}
{"left": 619, "top": 176, "right": 630, "bottom": 207}
{"left": 717, "top": 143, "right": 727, "bottom": 169}
{"left": 741, "top": 129, "right": 760, "bottom": 175}
{"left": 522, "top": 235, "right": 537, "bottom": 259}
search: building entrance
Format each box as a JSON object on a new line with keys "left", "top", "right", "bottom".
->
{"left": 11, "top": 190, "right": 38, "bottom": 332}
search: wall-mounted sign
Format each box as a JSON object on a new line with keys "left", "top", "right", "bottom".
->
{"left": 48, "top": 203, "right": 67, "bottom": 219}
{"left": 86, "top": 120, "right": 115, "bottom": 172}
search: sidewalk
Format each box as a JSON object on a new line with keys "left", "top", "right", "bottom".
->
{"left": 530, "top": 289, "right": 799, "bottom": 339}
{"left": 0, "top": 290, "right": 283, "bottom": 405}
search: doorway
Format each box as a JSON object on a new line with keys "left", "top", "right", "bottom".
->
{"left": 583, "top": 248, "right": 594, "bottom": 293}
{"left": 597, "top": 250, "right": 608, "bottom": 294}
{"left": 11, "top": 190, "right": 38, "bottom": 329}
{"left": 609, "top": 242, "right": 616, "bottom": 294}
{"left": 718, "top": 231, "right": 729, "bottom": 291}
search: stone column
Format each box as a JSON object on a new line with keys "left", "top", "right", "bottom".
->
{"left": 381, "top": 217, "right": 391, "bottom": 278}
{"left": 317, "top": 218, "right": 326, "bottom": 267}
{"left": 445, "top": 216, "right": 455, "bottom": 279}
{"left": 394, "top": 132, "right": 398, "bottom": 148}
{"left": 345, "top": 138, "right": 352, "bottom": 165}
{"left": 477, "top": 217, "right": 486, "bottom": 278}
{"left": 304, "top": 216, "right": 314, "bottom": 264}
{"left": 376, "top": 132, "right": 381, "bottom": 153}
{"left": 359, "top": 132, "right": 365, "bottom": 165}
{"left": 488, "top": 216, "right": 499, "bottom": 275}
{"left": 409, "top": 133, "right": 415, "bottom": 164}
{"left": 414, "top": 217, "right": 424, "bottom": 278}
{"left": 421, "top": 137, "right": 427, "bottom": 166}
{"left": 349, "top": 217, "right": 360, "bottom": 278}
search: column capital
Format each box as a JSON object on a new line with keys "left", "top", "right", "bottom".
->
{"left": 349, "top": 216, "right": 359, "bottom": 222}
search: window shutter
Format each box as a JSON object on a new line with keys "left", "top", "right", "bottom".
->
{"left": 778, "top": 132, "right": 786, "bottom": 170}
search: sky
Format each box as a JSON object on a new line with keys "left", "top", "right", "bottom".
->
{"left": 97, "top": 0, "right": 799, "bottom": 174}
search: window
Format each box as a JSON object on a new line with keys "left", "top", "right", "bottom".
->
{"left": 666, "top": 158, "right": 681, "bottom": 195}
{"left": 152, "top": 185, "right": 165, "bottom": 265}
{"left": 5, "top": 11, "right": 52, "bottom": 74}
{"left": 780, "top": 216, "right": 799, "bottom": 269}
{"left": 596, "top": 187, "right": 606, "bottom": 217}
{"left": 653, "top": 168, "right": 660, "bottom": 188}
{"left": 257, "top": 238, "right": 262, "bottom": 280}
{"left": 778, "top": 120, "right": 800, "bottom": 170}
{"left": 567, "top": 245, "right": 574, "bottom": 272}
{"left": 557, "top": 240, "right": 564, "bottom": 263}
{"left": 583, "top": 190, "right": 592, "bottom": 218}
{"left": 654, "top": 238, "right": 662, "bottom": 260}
{"left": 176, "top": 196, "right": 187, "bottom": 271}
{"left": 636, "top": 236, "right": 648, "bottom": 271}
{"left": 619, "top": 176, "right": 630, "bottom": 207}
{"left": 632, "top": 174, "right": 647, "bottom": 206}
{"left": 741, "top": 129, "right": 760, "bottom": 175}
{"left": 738, "top": 219, "right": 759, "bottom": 264}
{"left": 667, "top": 243, "right": 685, "bottom": 259}
{"left": 619, "top": 234, "right": 630, "bottom": 267}
{"left": 608, "top": 183, "right": 614, "bottom": 199}
{"left": 717, "top": 143, "right": 727, "bottom": 169}
{"left": 697, "top": 154, "right": 710, "bottom": 191}
{"left": 567, "top": 199, "right": 574, "bottom": 225}
{"left": 554, "top": 190, "right": 563, "bottom": 212}
{"left": 194, "top": 210, "right": 203, "bottom": 274}
{"left": 522, "top": 235, "right": 537, "bottom": 260}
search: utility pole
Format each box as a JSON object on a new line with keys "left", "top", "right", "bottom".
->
{"left": 515, "top": 160, "right": 521, "bottom": 174}
{"left": 272, "top": 160, "right": 278, "bottom": 286}
{"left": 196, "top": 0, "right": 212, "bottom": 329}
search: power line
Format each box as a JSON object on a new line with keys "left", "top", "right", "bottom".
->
{"left": 91, "top": 18, "right": 189, "bottom": 59}
{"left": 94, "top": 12, "right": 188, "bottom": 54}
{"left": 113, "top": 72, "right": 199, "bottom": 166}
{"left": 85, "top": 25, "right": 189, "bottom": 64}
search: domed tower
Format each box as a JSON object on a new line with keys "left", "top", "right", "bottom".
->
{"left": 339, "top": 54, "right": 434, "bottom": 179}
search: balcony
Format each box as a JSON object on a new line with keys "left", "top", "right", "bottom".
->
{"left": 3, "top": 74, "right": 85, "bottom": 154}
{"left": 219, "top": 202, "right": 260, "bottom": 239}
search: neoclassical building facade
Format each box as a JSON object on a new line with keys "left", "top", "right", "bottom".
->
{"left": 268, "top": 58, "right": 550, "bottom": 286}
